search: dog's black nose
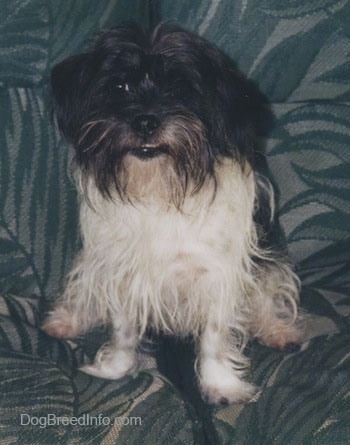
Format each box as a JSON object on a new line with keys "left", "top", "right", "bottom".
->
{"left": 132, "top": 114, "right": 160, "bottom": 137}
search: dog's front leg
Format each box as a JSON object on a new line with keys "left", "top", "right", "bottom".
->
{"left": 81, "top": 316, "right": 138, "bottom": 380}
{"left": 197, "top": 320, "right": 256, "bottom": 405}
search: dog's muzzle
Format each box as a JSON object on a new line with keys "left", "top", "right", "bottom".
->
{"left": 129, "top": 114, "right": 169, "bottom": 160}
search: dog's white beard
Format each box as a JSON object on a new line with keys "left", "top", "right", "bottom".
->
{"left": 43, "top": 158, "right": 302, "bottom": 404}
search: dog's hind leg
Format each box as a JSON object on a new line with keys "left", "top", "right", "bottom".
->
{"left": 42, "top": 305, "right": 86, "bottom": 339}
{"left": 250, "top": 259, "right": 304, "bottom": 351}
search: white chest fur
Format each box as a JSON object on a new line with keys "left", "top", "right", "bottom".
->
{"left": 74, "top": 159, "right": 257, "bottom": 336}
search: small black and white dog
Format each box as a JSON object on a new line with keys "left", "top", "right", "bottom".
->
{"left": 43, "top": 23, "right": 303, "bottom": 405}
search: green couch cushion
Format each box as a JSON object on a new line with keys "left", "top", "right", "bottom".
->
{"left": 0, "top": 87, "right": 78, "bottom": 298}
{"left": 268, "top": 103, "right": 350, "bottom": 285}
{"left": 0, "top": 0, "right": 150, "bottom": 87}
{"left": 159, "top": 0, "right": 350, "bottom": 102}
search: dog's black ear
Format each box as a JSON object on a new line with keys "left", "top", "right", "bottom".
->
{"left": 50, "top": 53, "right": 95, "bottom": 142}
{"left": 212, "top": 61, "right": 273, "bottom": 164}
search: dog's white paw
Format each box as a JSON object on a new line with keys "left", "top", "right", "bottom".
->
{"left": 80, "top": 344, "right": 137, "bottom": 380}
{"left": 199, "top": 358, "right": 256, "bottom": 405}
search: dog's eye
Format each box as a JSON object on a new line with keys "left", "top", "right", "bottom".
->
{"left": 116, "top": 83, "right": 130, "bottom": 92}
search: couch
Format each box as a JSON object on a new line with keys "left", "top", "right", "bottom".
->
{"left": 0, "top": 0, "right": 349, "bottom": 443}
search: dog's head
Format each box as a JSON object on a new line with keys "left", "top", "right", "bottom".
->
{"left": 50, "top": 23, "right": 270, "bottom": 206}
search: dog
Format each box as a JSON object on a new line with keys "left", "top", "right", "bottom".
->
{"left": 42, "top": 22, "right": 303, "bottom": 405}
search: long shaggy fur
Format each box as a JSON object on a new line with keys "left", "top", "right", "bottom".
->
{"left": 43, "top": 23, "right": 303, "bottom": 405}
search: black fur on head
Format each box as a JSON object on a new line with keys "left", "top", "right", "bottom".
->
{"left": 50, "top": 22, "right": 271, "bottom": 205}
